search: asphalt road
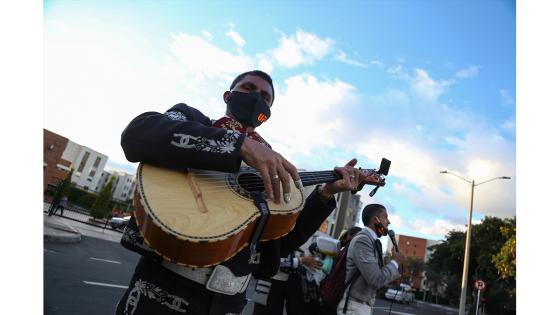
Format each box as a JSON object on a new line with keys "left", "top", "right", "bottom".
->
{"left": 372, "top": 299, "right": 458, "bottom": 315}
{"left": 44, "top": 217, "right": 458, "bottom": 315}
{"left": 44, "top": 236, "right": 140, "bottom": 315}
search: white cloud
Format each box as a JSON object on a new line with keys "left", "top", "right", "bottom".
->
{"left": 499, "top": 89, "right": 515, "bottom": 105}
{"left": 334, "top": 51, "right": 368, "bottom": 68}
{"left": 412, "top": 219, "right": 466, "bottom": 237}
{"left": 202, "top": 30, "right": 213, "bottom": 41}
{"left": 370, "top": 59, "right": 384, "bottom": 67}
{"left": 270, "top": 30, "right": 334, "bottom": 68}
{"left": 501, "top": 118, "right": 515, "bottom": 132}
{"left": 411, "top": 68, "right": 454, "bottom": 102}
{"left": 168, "top": 32, "right": 254, "bottom": 81}
{"left": 456, "top": 65, "right": 480, "bottom": 79}
{"left": 388, "top": 65, "right": 454, "bottom": 103}
{"left": 226, "top": 29, "right": 246, "bottom": 48}
{"left": 259, "top": 73, "right": 357, "bottom": 160}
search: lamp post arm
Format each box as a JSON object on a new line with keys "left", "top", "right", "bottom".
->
{"left": 475, "top": 176, "right": 511, "bottom": 187}
{"left": 441, "top": 170, "right": 472, "bottom": 184}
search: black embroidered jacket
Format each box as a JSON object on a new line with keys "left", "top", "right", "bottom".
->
{"left": 120, "top": 103, "right": 337, "bottom": 278}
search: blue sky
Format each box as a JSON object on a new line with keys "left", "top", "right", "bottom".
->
{"left": 44, "top": 0, "right": 516, "bottom": 241}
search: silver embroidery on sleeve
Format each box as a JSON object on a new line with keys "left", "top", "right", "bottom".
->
{"left": 171, "top": 130, "right": 239, "bottom": 154}
{"left": 165, "top": 111, "right": 187, "bottom": 121}
{"left": 124, "top": 279, "right": 189, "bottom": 315}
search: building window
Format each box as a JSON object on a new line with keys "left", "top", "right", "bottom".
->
{"left": 77, "top": 152, "right": 90, "bottom": 172}
{"left": 89, "top": 170, "right": 96, "bottom": 177}
{"left": 93, "top": 157, "right": 101, "bottom": 168}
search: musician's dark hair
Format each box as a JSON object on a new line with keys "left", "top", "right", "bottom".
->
{"left": 229, "top": 70, "right": 275, "bottom": 103}
{"left": 361, "top": 204, "right": 386, "bottom": 226}
{"left": 339, "top": 226, "right": 363, "bottom": 248}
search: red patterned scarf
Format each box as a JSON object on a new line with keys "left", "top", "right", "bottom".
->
{"left": 212, "top": 117, "right": 272, "bottom": 149}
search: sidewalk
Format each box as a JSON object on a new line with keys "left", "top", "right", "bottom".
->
{"left": 44, "top": 213, "right": 82, "bottom": 243}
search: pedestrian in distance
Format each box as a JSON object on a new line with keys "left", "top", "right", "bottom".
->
{"left": 51, "top": 195, "right": 68, "bottom": 216}
{"left": 115, "top": 70, "right": 365, "bottom": 315}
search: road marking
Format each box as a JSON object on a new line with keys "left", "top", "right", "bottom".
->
{"left": 44, "top": 249, "right": 56, "bottom": 253}
{"left": 83, "top": 281, "right": 128, "bottom": 289}
{"left": 380, "top": 311, "right": 417, "bottom": 315}
{"left": 89, "top": 257, "right": 121, "bottom": 264}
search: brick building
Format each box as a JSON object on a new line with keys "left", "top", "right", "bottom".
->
{"left": 386, "top": 234, "right": 440, "bottom": 290}
{"left": 43, "top": 129, "right": 71, "bottom": 193}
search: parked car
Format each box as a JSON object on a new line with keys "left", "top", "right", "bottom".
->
{"left": 384, "top": 284, "right": 414, "bottom": 304}
{"left": 110, "top": 216, "right": 131, "bottom": 230}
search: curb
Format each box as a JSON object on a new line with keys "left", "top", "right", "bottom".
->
{"left": 44, "top": 214, "right": 82, "bottom": 244}
{"left": 44, "top": 226, "right": 82, "bottom": 243}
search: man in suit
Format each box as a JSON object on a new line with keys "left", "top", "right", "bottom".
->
{"left": 337, "top": 204, "right": 405, "bottom": 315}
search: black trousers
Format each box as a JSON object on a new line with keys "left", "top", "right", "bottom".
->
{"left": 253, "top": 275, "right": 306, "bottom": 315}
{"left": 115, "top": 257, "right": 247, "bottom": 315}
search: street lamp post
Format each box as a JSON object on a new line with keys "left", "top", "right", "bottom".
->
{"left": 440, "top": 170, "right": 510, "bottom": 315}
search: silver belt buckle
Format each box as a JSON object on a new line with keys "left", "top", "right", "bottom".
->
{"left": 205, "top": 265, "right": 251, "bottom": 295}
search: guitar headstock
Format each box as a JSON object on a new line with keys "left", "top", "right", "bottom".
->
{"left": 354, "top": 158, "right": 391, "bottom": 196}
{"left": 358, "top": 169, "right": 386, "bottom": 187}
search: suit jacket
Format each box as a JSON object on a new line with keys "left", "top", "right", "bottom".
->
{"left": 119, "top": 103, "right": 337, "bottom": 279}
{"left": 345, "top": 230, "right": 400, "bottom": 303}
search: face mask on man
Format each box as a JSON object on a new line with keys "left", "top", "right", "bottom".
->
{"left": 373, "top": 219, "right": 388, "bottom": 237}
{"left": 226, "top": 91, "right": 271, "bottom": 128}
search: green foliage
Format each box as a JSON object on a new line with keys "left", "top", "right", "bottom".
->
{"left": 425, "top": 216, "right": 516, "bottom": 314}
{"left": 492, "top": 224, "right": 516, "bottom": 310}
{"left": 76, "top": 194, "right": 97, "bottom": 208}
{"left": 90, "top": 177, "right": 114, "bottom": 219}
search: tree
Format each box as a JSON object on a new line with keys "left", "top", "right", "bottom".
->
{"left": 492, "top": 222, "right": 516, "bottom": 309}
{"left": 425, "top": 216, "right": 516, "bottom": 314}
{"left": 401, "top": 256, "right": 425, "bottom": 286}
{"left": 90, "top": 176, "right": 114, "bottom": 219}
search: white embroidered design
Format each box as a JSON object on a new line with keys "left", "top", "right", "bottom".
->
{"left": 122, "top": 225, "right": 153, "bottom": 252}
{"left": 165, "top": 111, "right": 187, "bottom": 121}
{"left": 171, "top": 130, "right": 239, "bottom": 154}
{"left": 124, "top": 279, "right": 189, "bottom": 314}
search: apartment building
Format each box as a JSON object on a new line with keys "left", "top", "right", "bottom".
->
{"left": 61, "top": 140, "right": 108, "bottom": 191}
{"left": 96, "top": 170, "right": 136, "bottom": 202}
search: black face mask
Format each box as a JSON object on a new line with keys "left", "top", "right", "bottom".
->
{"left": 226, "top": 91, "right": 271, "bottom": 128}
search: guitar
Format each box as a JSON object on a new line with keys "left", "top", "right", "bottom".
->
{"left": 133, "top": 162, "right": 388, "bottom": 267}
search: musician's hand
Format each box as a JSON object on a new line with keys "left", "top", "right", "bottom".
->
{"left": 240, "top": 137, "right": 301, "bottom": 204}
{"left": 300, "top": 256, "right": 323, "bottom": 270}
{"left": 319, "top": 158, "right": 361, "bottom": 199}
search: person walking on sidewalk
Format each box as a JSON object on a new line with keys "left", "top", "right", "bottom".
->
{"left": 52, "top": 196, "right": 68, "bottom": 216}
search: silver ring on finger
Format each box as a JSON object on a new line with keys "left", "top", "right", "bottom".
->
{"left": 349, "top": 175, "right": 355, "bottom": 179}
{"left": 272, "top": 174, "right": 280, "bottom": 180}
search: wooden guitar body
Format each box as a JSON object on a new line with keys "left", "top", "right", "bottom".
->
{"left": 133, "top": 163, "right": 305, "bottom": 267}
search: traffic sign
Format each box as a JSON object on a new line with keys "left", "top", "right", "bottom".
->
{"left": 474, "top": 279, "right": 486, "bottom": 291}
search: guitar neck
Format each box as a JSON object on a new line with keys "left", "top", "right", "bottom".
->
{"left": 298, "top": 171, "right": 341, "bottom": 187}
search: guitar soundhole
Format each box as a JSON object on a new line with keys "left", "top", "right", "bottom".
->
{"left": 237, "top": 173, "right": 265, "bottom": 193}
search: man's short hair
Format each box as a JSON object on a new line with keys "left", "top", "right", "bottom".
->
{"left": 229, "top": 70, "right": 275, "bottom": 103}
{"left": 361, "top": 204, "right": 386, "bottom": 226}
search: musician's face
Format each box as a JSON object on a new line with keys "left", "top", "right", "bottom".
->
{"left": 225, "top": 75, "right": 274, "bottom": 107}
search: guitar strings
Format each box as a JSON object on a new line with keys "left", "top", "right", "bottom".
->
{"left": 173, "top": 173, "right": 340, "bottom": 193}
